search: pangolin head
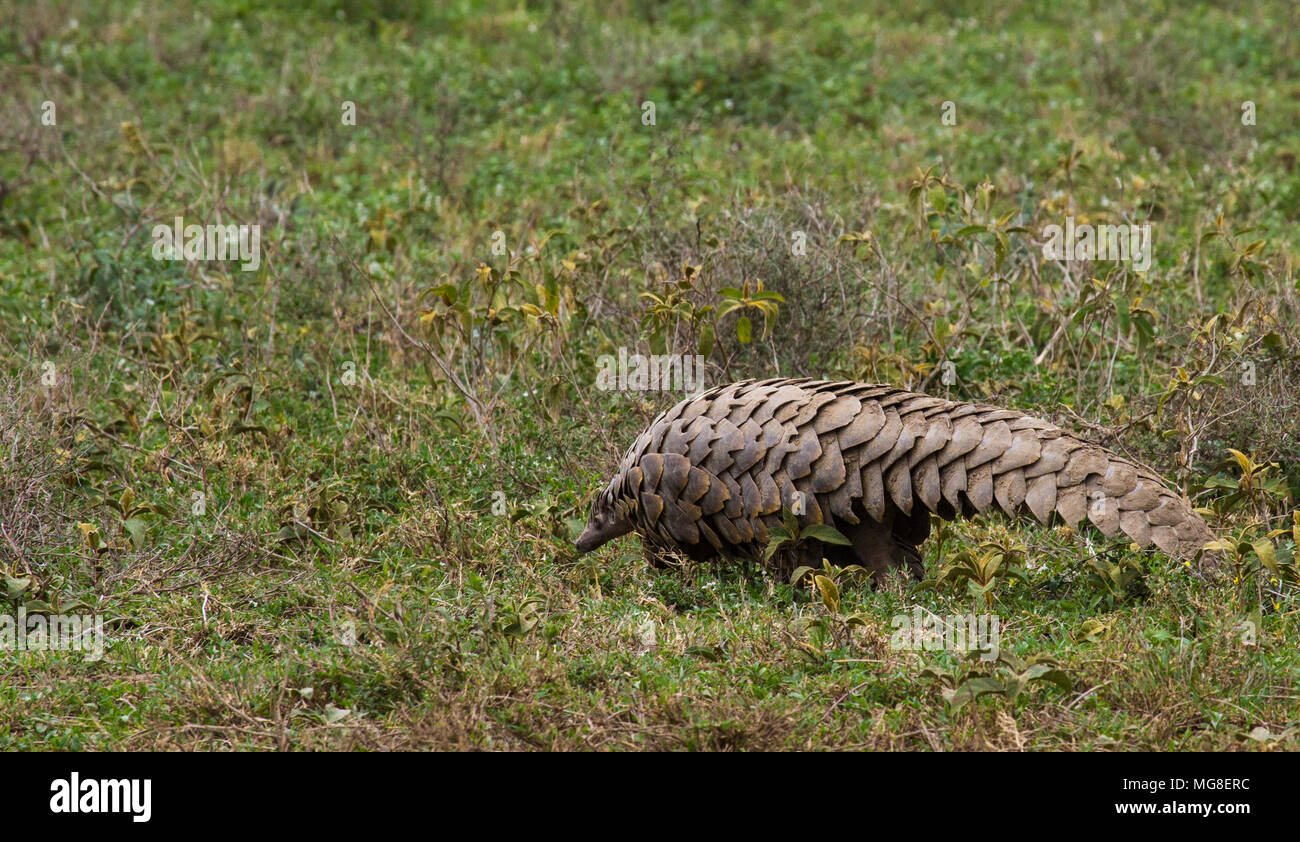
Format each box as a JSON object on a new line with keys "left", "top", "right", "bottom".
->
{"left": 576, "top": 478, "right": 635, "bottom": 553}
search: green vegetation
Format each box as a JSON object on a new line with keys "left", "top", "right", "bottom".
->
{"left": 1, "top": 0, "right": 1297, "bottom": 750}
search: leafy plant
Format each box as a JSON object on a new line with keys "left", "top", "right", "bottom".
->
{"left": 766, "top": 508, "right": 853, "bottom": 570}
{"left": 1083, "top": 554, "right": 1147, "bottom": 609}
{"left": 715, "top": 279, "right": 784, "bottom": 345}
{"left": 787, "top": 558, "right": 874, "bottom": 658}
{"left": 1205, "top": 515, "right": 1299, "bottom": 609}
{"left": 638, "top": 263, "right": 717, "bottom": 356}
{"left": 917, "top": 536, "right": 1029, "bottom": 609}
{"left": 921, "top": 650, "right": 1072, "bottom": 711}
{"left": 787, "top": 557, "right": 871, "bottom": 610}
{"left": 406, "top": 248, "right": 575, "bottom": 436}
{"left": 79, "top": 487, "right": 164, "bottom": 552}
{"left": 492, "top": 595, "right": 546, "bottom": 640}
{"left": 1199, "top": 212, "right": 1269, "bottom": 282}
{"left": 1203, "top": 449, "right": 1291, "bottom": 520}
{"left": 277, "top": 482, "right": 355, "bottom": 543}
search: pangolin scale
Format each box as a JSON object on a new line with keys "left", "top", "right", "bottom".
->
{"left": 577, "top": 378, "right": 1217, "bottom": 578}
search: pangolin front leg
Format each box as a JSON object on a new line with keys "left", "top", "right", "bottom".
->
{"left": 836, "top": 507, "right": 929, "bottom": 582}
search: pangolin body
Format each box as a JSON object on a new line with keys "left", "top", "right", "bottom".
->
{"left": 576, "top": 378, "right": 1217, "bottom": 578}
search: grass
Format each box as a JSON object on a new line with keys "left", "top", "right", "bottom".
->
{"left": 0, "top": 0, "right": 1298, "bottom": 750}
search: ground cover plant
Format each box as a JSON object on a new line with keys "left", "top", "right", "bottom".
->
{"left": 1, "top": 0, "right": 1298, "bottom": 750}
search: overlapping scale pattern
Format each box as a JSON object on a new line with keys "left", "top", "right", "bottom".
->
{"left": 594, "top": 378, "right": 1217, "bottom": 566}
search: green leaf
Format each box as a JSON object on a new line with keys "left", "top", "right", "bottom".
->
{"left": 800, "top": 524, "right": 853, "bottom": 546}
{"left": 1029, "top": 667, "right": 1074, "bottom": 693}
{"left": 1253, "top": 539, "right": 1280, "bottom": 576}
{"left": 5, "top": 576, "right": 31, "bottom": 599}
{"left": 77, "top": 522, "right": 104, "bottom": 551}
{"left": 948, "top": 677, "right": 1004, "bottom": 710}
{"left": 908, "top": 184, "right": 924, "bottom": 216}
{"left": 715, "top": 300, "right": 744, "bottom": 318}
{"left": 763, "top": 536, "right": 789, "bottom": 562}
{"left": 788, "top": 565, "right": 816, "bottom": 585}
{"left": 920, "top": 665, "right": 954, "bottom": 684}
{"left": 123, "top": 517, "right": 148, "bottom": 551}
{"left": 1003, "top": 564, "right": 1031, "bottom": 585}
{"left": 736, "top": 315, "right": 752, "bottom": 344}
{"left": 323, "top": 705, "right": 351, "bottom": 724}
{"left": 697, "top": 321, "right": 715, "bottom": 358}
{"left": 814, "top": 575, "right": 840, "bottom": 613}
{"left": 928, "top": 185, "right": 947, "bottom": 213}
{"left": 1075, "top": 618, "right": 1110, "bottom": 642}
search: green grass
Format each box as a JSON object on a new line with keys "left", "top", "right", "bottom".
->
{"left": 0, "top": 0, "right": 1298, "bottom": 750}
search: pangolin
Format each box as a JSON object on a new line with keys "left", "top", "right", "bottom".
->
{"left": 576, "top": 377, "right": 1218, "bottom": 579}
